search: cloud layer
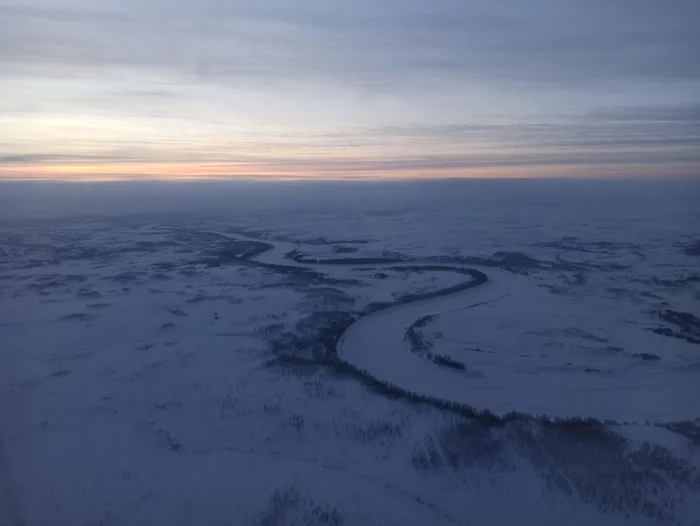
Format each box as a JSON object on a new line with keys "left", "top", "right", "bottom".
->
{"left": 1, "top": 0, "right": 699, "bottom": 179}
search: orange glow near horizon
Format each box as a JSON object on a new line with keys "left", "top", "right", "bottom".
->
{"left": 1, "top": 159, "right": 699, "bottom": 182}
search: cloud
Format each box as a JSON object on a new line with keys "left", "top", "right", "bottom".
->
{"left": 588, "top": 104, "right": 700, "bottom": 123}
{"left": 1, "top": 1, "right": 698, "bottom": 180}
{"left": 1, "top": 0, "right": 699, "bottom": 90}
{"left": 2, "top": 101, "right": 698, "bottom": 176}
{"left": 345, "top": 103, "right": 700, "bottom": 153}
{"left": 0, "top": 153, "right": 122, "bottom": 164}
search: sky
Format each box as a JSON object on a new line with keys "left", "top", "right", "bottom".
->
{"left": 1, "top": 0, "right": 699, "bottom": 181}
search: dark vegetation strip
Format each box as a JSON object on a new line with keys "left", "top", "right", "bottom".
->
{"left": 286, "top": 248, "right": 541, "bottom": 270}
{"left": 285, "top": 249, "right": 408, "bottom": 265}
{"left": 268, "top": 354, "right": 700, "bottom": 439}
{"left": 684, "top": 240, "right": 700, "bottom": 256}
{"left": 404, "top": 314, "right": 468, "bottom": 371}
{"left": 660, "top": 421, "right": 700, "bottom": 445}
{"left": 185, "top": 233, "right": 330, "bottom": 281}
{"left": 651, "top": 309, "right": 700, "bottom": 345}
{"left": 289, "top": 246, "right": 607, "bottom": 274}
{"left": 363, "top": 269, "right": 487, "bottom": 314}
{"left": 405, "top": 314, "right": 437, "bottom": 352}
{"left": 302, "top": 237, "right": 370, "bottom": 246}
{"left": 265, "top": 354, "right": 610, "bottom": 429}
